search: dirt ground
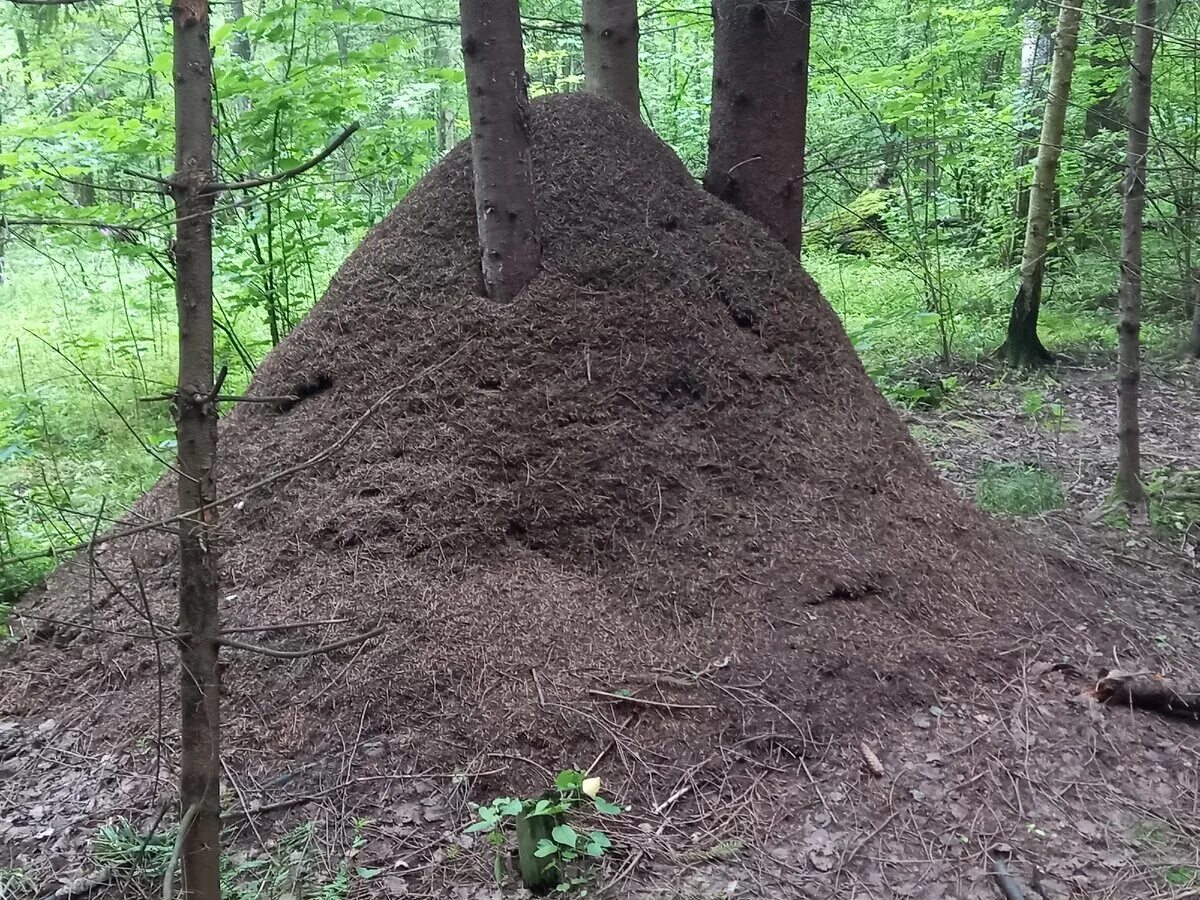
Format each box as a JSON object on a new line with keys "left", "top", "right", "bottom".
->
{"left": 3, "top": 354, "right": 1198, "bottom": 900}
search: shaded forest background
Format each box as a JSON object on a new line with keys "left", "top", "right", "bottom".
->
{"left": 0, "top": 0, "right": 1198, "bottom": 598}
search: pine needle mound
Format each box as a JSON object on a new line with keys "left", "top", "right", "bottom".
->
{"left": 6, "top": 95, "right": 1090, "bottom": 775}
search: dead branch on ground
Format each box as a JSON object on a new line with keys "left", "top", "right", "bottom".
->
{"left": 1094, "top": 669, "right": 1200, "bottom": 721}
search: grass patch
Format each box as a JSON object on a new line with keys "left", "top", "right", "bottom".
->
{"left": 976, "top": 462, "right": 1064, "bottom": 516}
{"left": 806, "top": 251, "right": 1177, "bottom": 371}
{"left": 92, "top": 816, "right": 375, "bottom": 900}
{"left": 1146, "top": 469, "right": 1200, "bottom": 546}
{"left": 0, "top": 868, "right": 33, "bottom": 900}
{"left": 1165, "top": 866, "right": 1199, "bottom": 888}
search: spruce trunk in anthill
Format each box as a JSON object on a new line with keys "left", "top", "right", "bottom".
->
{"left": 705, "top": 0, "right": 812, "bottom": 256}
{"left": 1115, "top": 0, "right": 1155, "bottom": 511}
{"left": 459, "top": 0, "right": 542, "bottom": 303}
{"left": 998, "top": 0, "right": 1084, "bottom": 367}
{"left": 582, "top": 0, "right": 640, "bottom": 113}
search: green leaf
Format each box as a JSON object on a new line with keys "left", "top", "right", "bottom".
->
{"left": 551, "top": 824, "right": 579, "bottom": 848}
{"left": 593, "top": 797, "right": 623, "bottom": 815}
{"left": 587, "top": 831, "right": 611, "bottom": 850}
{"left": 355, "top": 867, "right": 382, "bottom": 879}
{"left": 534, "top": 839, "right": 558, "bottom": 859}
{"left": 527, "top": 799, "right": 555, "bottom": 817}
{"left": 465, "top": 820, "right": 496, "bottom": 833}
{"left": 554, "top": 769, "right": 583, "bottom": 791}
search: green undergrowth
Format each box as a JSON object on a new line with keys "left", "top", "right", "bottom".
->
{"left": 92, "top": 817, "right": 377, "bottom": 900}
{"left": 0, "top": 246, "right": 290, "bottom": 603}
{"left": 976, "top": 461, "right": 1064, "bottom": 517}
{"left": 1103, "top": 468, "right": 1200, "bottom": 547}
{"left": 811, "top": 254, "right": 1173, "bottom": 366}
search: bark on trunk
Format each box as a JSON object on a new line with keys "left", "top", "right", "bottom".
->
{"left": 582, "top": 0, "right": 640, "bottom": 113}
{"left": 459, "top": 0, "right": 542, "bottom": 302}
{"left": 998, "top": 0, "right": 1083, "bottom": 366}
{"left": 705, "top": 0, "right": 812, "bottom": 256}
{"left": 171, "top": 0, "right": 222, "bottom": 897}
{"left": 1115, "top": 0, "right": 1154, "bottom": 511}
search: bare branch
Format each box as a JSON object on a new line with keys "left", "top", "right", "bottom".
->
{"left": 3, "top": 215, "right": 142, "bottom": 232}
{"left": 218, "top": 618, "right": 351, "bottom": 635}
{"left": 216, "top": 625, "right": 385, "bottom": 659}
{"left": 123, "top": 168, "right": 175, "bottom": 188}
{"left": 205, "top": 123, "right": 360, "bottom": 193}
{"left": 161, "top": 804, "right": 200, "bottom": 900}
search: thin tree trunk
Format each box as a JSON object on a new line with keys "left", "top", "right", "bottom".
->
{"left": 171, "top": 0, "right": 222, "bottom": 896}
{"left": 330, "top": 0, "right": 350, "bottom": 67}
{"left": 459, "top": 0, "right": 542, "bottom": 302}
{"left": 228, "top": 0, "right": 253, "bottom": 61}
{"left": 582, "top": 0, "right": 640, "bottom": 113}
{"left": 1079, "top": 0, "right": 1132, "bottom": 248}
{"left": 1190, "top": 267, "right": 1200, "bottom": 356}
{"left": 1004, "top": 14, "right": 1052, "bottom": 265}
{"left": 705, "top": 0, "right": 812, "bottom": 256}
{"left": 14, "top": 28, "right": 32, "bottom": 101}
{"left": 433, "top": 30, "right": 457, "bottom": 154}
{"left": 1116, "top": 0, "right": 1155, "bottom": 511}
{"left": 77, "top": 173, "right": 96, "bottom": 208}
{"left": 997, "top": 0, "right": 1084, "bottom": 366}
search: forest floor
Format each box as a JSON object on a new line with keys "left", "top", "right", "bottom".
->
{"left": 2, "top": 95, "right": 1199, "bottom": 900}
{"left": 3, "top": 353, "right": 1198, "bottom": 900}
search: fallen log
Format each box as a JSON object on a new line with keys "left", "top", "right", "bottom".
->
{"left": 1094, "top": 669, "right": 1200, "bottom": 722}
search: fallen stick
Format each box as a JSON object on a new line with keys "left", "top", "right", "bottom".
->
{"left": 1094, "top": 669, "right": 1200, "bottom": 722}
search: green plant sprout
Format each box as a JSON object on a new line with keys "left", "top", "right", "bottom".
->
{"left": 467, "top": 768, "right": 623, "bottom": 894}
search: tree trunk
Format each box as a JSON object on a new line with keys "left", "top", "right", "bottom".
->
{"left": 1083, "top": 0, "right": 1131, "bottom": 140}
{"left": 997, "top": 0, "right": 1084, "bottom": 366}
{"left": 1079, "top": 0, "right": 1132, "bottom": 249}
{"left": 330, "top": 0, "right": 350, "bottom": 67}
{"left": 1004, "top": 13, "right": 1052, "bottom": 265}
{"left": 228, "top": 0, "right": 253, "bottom": 61}
{"left": 705, "top": 0, "right": 812, "bottom": 256}
{"left": 1115, "top": 0, "right": 1155, "bottom": 511}
{"left": 1190, "top": 267, "right": 1200, "bottom": 357}
{"left": 433, "top": 30, "right": 457, "bottom": 154}
{"left": 582, "top": 0, "right": 640, "bottom": 113}
{"left": 77, "top": 173, "right": 96, "bottom": 208}
{"left": 171, "top": 0, "right": 223, "bottom": 897}
{"left": 458, "top": 0, "right": 542, "bottom": 302}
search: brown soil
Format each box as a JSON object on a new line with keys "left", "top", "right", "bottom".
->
{"left": 6, "top": 94, "right": 1180, "bottom": 898}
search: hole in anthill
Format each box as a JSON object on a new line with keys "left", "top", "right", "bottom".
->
{"left": 275, "top": 373, "right": 333, "bottom": 413}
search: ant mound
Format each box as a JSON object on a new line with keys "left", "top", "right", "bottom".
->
{"left": 6, "top": 94, "right": 1094, "bottom": 777}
